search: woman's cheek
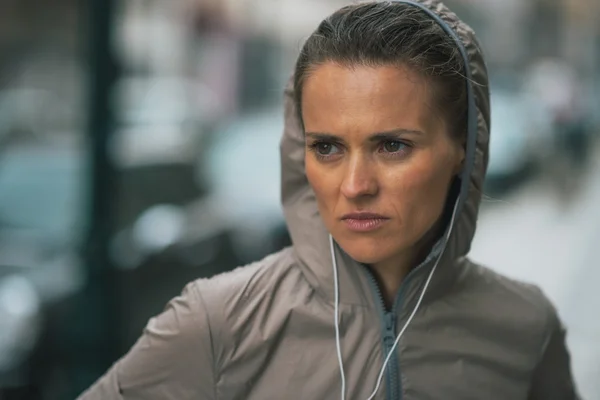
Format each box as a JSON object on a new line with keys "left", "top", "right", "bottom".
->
{"left": 306, "top": 161, "right": 330, "bottom": 203}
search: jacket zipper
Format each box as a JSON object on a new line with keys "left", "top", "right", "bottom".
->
{"left": 364, "top": 271, "right": 401, "bottom": 400}
{"left": 364, "top": 266, "right": 423, "bottom": 400}
{"left": 383, "top": 312, "right": 400, "bottom": 400}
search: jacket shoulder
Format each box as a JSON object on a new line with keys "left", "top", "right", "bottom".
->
{"left": 197, "top": 246, "right": 298, "bottom": 308}
{"left": 459, "top": 259, "right": 560, "bottom": 355}
{"left": 193, "top": 247, "right": 304, "bottom": 358}
{"left": 462, "top": 262, "right": 581, "bottom": 398}
{"left": 462, "top": 259, "right": 556, "bottom": 314}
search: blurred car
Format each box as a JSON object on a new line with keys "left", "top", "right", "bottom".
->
{"left": 0, "top": 88, "right": 75, "bottom": 147}
{"left": 196, "top": 106, "right": 291, "bottom": 264}
{"left": 484, "top": 87, "right": 553, "bottom": 195}
{"left": 110, "top": 76, "right": 210, "bottom": 232}
{"left": 0, "top": 143, "right": 85, "bottom": 395}
{"left": 109, "top": 201, "right": 240, "bottom": 347}
{"left": 112, "top": 76, "right": 206, "bottom": 168}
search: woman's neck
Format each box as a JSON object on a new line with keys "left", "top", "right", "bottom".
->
{"left": 370, "top": 229, "right": 439, "bottom": 309}
{"left": 369, "top": 213, "right": 446, "bottom": 309}
{"left": 370, "top": 254, "right": 413, "bottom": 310}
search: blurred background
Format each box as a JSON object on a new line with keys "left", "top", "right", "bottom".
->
{"left": 0, "top": 0, "right": 598, "bottom": 398}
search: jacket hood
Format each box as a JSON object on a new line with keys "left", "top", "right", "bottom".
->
{"left": 280, "top": 0, "right": 490, "bottom": 310}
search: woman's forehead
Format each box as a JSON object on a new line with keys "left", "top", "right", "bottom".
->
{"left": 301, "top": 63, "right": 442, "bottom": 137}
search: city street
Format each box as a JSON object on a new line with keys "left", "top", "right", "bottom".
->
{"left": 470, "top": 145, "right": 600, "bottom": 399}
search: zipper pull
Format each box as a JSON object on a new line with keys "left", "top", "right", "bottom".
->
{"left": 383, "top": 312, "right": 396, "bottom": 350}
{"left": 384, "top": 312, "right": 395, "bottom": 332}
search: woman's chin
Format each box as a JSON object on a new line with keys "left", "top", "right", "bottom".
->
{"left": 337, "top": 238, "right": 392, "bottom": 265}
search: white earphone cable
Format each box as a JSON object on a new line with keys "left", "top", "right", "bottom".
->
{"left": 330, "top": 234, "right": 346, "bottom": 400}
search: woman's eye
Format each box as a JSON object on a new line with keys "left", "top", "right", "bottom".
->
{"left": 382, "top": 140, "right": 406, "bottom": 153}
{"left": 316, "top": 143, "right": 339, "bottom": 155}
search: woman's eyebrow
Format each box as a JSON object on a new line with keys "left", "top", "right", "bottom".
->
{"left": 305, "top": 132, "right": 341, "bottom": 141}
{"left": 369, "top": 129, "right": 425, "bottom": 142}
{"left": 305, "top": 129, "right": 424, "bottom": 142}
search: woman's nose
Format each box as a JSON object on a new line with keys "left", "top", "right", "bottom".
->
{"left": 340, "top": 157, "right": 378, "bottom": 199}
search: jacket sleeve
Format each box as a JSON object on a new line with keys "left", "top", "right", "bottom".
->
{"left": 77, "top": 281, "right": 217, "bottom": 400}
{"left": 528, "top": 313, "right": 580, "bottom": 400}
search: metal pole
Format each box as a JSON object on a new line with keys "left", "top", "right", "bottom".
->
{"left": 67, "top": 0, "right": 120, "bottom": 396}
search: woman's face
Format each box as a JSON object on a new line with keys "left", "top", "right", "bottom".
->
{"left": 303, "top": 63, "right": 464, "bottom": 267}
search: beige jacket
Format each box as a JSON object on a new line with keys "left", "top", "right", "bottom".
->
{"left": 78, "top": 1, "right": 579, "bottom": 399}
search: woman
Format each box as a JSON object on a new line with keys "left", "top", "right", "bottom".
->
{"left": 80, "top": 1, "right": 579, "bottom": 399}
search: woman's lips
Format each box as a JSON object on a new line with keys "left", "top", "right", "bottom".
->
{"left": 341, "top": 213, "right": 390, "bottom": 232}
